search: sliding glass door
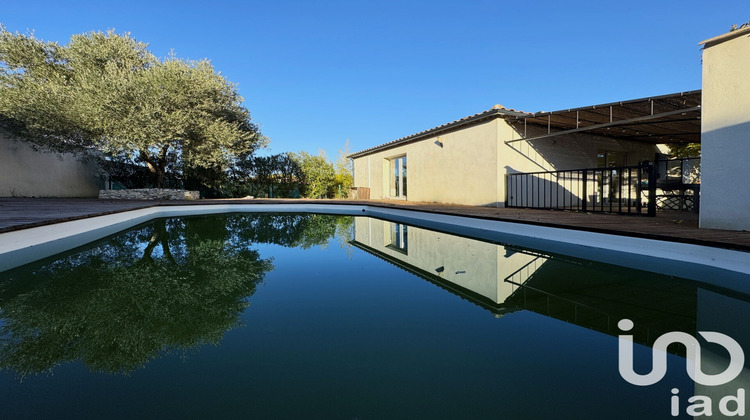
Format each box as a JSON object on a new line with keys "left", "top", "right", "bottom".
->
{"left": 390, "top": 156, "right": 407, "bottom": 199}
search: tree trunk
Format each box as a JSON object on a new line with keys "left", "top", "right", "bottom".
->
{"left": 154, "top": 170, "right": 165, "bottom": 189}
{"left": 141, "top": 220, "right": 174, "bottom": 264}
{"left": 143, "top": 160, "right": 165, "bottom": 188}
{"left": 157, "top": 146, "right": 169, "bottom": 188}
{"left": 140, "top": 149, "right": 167, "bottom": 188}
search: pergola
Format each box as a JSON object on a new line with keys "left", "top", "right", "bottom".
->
{"left": 505, "top": 90, "right": 701, "bottom": 145}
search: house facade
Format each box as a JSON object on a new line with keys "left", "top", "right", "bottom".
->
{"left": 349, "top": 96, "right": 693, "bottom": 207}
{"left": 353, "top": 26, "right": 750, "bottom": 231}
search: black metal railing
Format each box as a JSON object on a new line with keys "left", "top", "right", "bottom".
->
{"left": 506, "top": 162, "right": 656, "bottom": 216}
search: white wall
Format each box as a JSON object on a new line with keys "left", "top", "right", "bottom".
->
{"left": 699, "top": 28, "right": 750, "bottom": 231}
{"left": 0, "top": 132, "right": 102, "bottom": 197}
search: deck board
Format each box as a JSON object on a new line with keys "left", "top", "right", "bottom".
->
{"left": 1, "top": 197, "right": 749, "bottom": 252}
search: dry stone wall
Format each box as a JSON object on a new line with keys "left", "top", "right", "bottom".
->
{"left": 99, "top": 189, "right": 200, "bottom": 200}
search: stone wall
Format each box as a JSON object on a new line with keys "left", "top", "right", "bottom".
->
{"left": 99, "top": 189, "right": 200, "bottom": 200}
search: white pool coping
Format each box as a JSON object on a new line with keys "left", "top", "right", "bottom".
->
{"left": 1, "top": 204, "right": 749, "bottom": 292}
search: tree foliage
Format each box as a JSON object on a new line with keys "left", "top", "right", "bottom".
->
{"left": 292, "top": 151, "right": 336, "bottom": 198}
{"left": 231, "top": 153, "right": 304, "bottom": 198}
{"left": 668, "top": 143, "right": 701, "bottom": 158}
{"left": 290, "top": 143, "right": 353, "bottom": 199}
{"left": 0, "top": 27, "right": 265, "bottom": 187}
{"left": 0, "top": 216, "right": 272, "bottom": 377}
{"left": 228, "top": 213, "right": 353, "bottom": 249}
{"left": 0, "top": 213, "right": 354, "bottom": 378}
{"left": 333, "top": 139, "right": 354, "bottom": 197}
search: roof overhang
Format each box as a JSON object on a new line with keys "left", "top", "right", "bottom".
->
{"left": 699, "top": 25, "right": 750, "bottom": 48}
{"left": 348, "top": 105, "right": 530, "bottom": 159}
{"left": 505, "top": 90, "right": 701, "bottom": 145}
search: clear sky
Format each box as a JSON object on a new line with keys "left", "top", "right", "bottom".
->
{"left": 2, "top": 1, "right": 747, "bottom": 158}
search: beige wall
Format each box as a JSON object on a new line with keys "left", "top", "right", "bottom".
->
{"left": 352, "top": 217, "right": 541, "bottom": 304}
{"left": 353, "top": 119, "right": 501, "bottom": 206}
{"left": 353, "top": 114, "right": 660, "bottom": 207}
{"left": 0, "top": 132, "right": 102, "bottom": 197}
{"left": 699, "top": 29, "right": 750, "bottom": 231}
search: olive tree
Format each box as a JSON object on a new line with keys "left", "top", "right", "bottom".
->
{"left": 0, "top": 27, "right": 265, "bottom": 187}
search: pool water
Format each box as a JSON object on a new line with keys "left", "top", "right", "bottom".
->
{"left": 1, "top": 213, "right": 748, "bottom": 419}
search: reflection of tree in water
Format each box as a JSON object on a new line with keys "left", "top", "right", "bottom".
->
{"left": 227, "top": 213, "right": 353, "bottom": 249}
{"left": 0, "top": 213, "right": 352, "bottom": 378}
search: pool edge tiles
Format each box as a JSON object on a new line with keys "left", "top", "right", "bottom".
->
{"left": 0, "top": 204, "right": 749, "bottom": 293}
{"left": 370, "top": 207, "right": 750, "bottom": 292}
{"left": 0, "top": 204, "right": 364, "bottom": 272}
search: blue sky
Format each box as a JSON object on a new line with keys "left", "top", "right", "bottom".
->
{"left": 2, "top": 1, "right": 747, "bottom": 157}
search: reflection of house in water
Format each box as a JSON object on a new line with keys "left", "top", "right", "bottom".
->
{"left": 352, "top": 216, "right": 750, "bottom": 396}
{"left": 352, "top": 216, "right": 535, "bottom": 314}
{"left": 354, "top": 217, "right": 750, "bottom": 346}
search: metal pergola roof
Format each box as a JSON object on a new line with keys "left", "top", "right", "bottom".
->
{"left": 349, "top": 90, "right": 702, "bottom": 159}
{"left": 505, "top": 90, "right": 701, "bottom": 145}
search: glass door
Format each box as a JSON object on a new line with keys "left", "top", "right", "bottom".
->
{"left": 390, "top": 156, "right": 407, "bottom": 199}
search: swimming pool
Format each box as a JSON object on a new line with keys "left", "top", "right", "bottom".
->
{"left": 1, "top": 209, "right": 749, "bottom": 418}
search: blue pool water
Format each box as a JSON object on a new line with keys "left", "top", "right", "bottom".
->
{"left": 0, "top": 213, "right": 748, "bottom": 419}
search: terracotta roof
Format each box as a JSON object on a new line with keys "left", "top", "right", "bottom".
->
{"left": 348, "top": 105, "right": 531, "bottom": 158}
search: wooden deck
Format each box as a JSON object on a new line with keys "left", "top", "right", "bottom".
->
{"left": 1, "top": 197, "right": 749, "bottom": 252}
